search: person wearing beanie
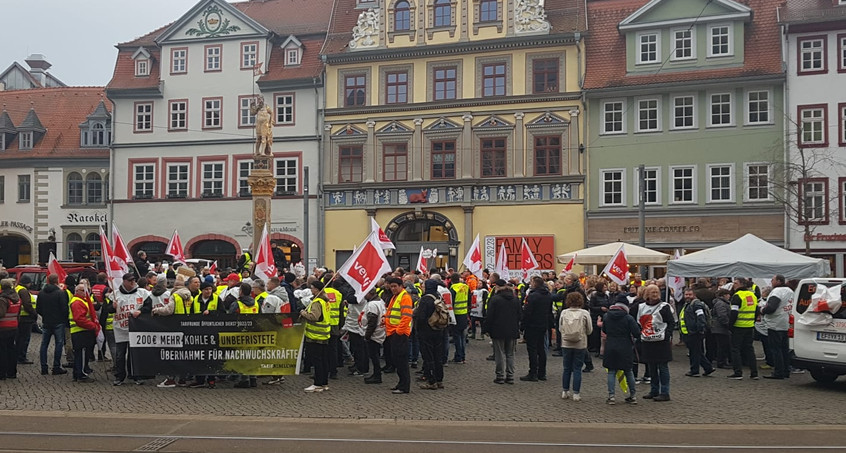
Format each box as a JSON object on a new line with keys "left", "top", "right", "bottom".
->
{"left": 602, "top": 293, "right": 640, "bottom": 405}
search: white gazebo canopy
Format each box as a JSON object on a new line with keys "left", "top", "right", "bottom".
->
{"left": 667, "top": 234, "right": 831, "bottom": 278}
{"left": 557, "top": 242, "right": 670, "bottom": 266}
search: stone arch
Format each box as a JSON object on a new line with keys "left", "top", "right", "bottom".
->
{"left": 127, "top": 235, "right": 169, "bottom": 256}
{"left": 184, "top": 234, "right": 241, "bottom": 259}
{"left": 384, "top": 210, "right": 459, "bottom": 243}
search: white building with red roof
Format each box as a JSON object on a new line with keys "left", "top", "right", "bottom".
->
{"left": 106, "top": 0, "right": 332, "bottom": 269}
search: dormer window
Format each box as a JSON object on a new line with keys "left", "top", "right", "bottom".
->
{"left": 286, "top": 48, "right": 301, "bottom": 66}
{"left": 0, "top": 134, "right": 5, "bottom": 151}
{"left": 80, "top": 101, "right": 112, "bottom": 147}
{"left": 281, "top": 35, "right": 303, "bottom": 67}
{"left": 132, "top": 47, "right": 152, "bottom": 77}
{"left": 19, "top": 132, "right": 33, "bottom": 150}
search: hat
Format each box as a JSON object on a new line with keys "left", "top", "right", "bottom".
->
{"left": 225, "top": 273, "right": 240, "bottom": 282}
{"left": 204, "top": 275, "right": 214, "bottom": 284}
{"left": 200, "top": 281, "right": 214, "bottom": 291}
{"left": 122, "top": 273, "right": 137, "bottom": 281}
{"left": 494, "top": 279, "right": 508, "bottom": 287}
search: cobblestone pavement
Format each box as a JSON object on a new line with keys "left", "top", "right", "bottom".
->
{"left": 1, "top": 333, "right": 844, "bottom": 424}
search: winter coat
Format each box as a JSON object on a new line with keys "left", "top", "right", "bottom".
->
{"left": 412, "top": 294, "right": 439, "bottom": 337}
{"left": 602, "top": 305, "right": 640, "bottom": 371}
{"left": 559, "top": 307, "right": 592, "bottom": 350}
{"left": 638, "top": 302, "right": 675, "bottom": 364}
{"left": 36, "top": 283, "right": 69, "bottom": 327}
{"left": 694, "top": 288, "right": 716, "bottom": 309}
{"left": 486, "top": 289, "right": 521, "bottom": 340}
{"left": 680, "top": 299, "right": 709, "bottom": 335}
{"left": 710, "top": 297, "right": 732, "bottom": 335}
{"left": 521, "top": 285, "right": 552, "bottom": 331}
{"left": 589, "top": 291, "right": 610, "bottom": 323}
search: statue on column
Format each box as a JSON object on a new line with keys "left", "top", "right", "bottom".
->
{"left": 250, "top": 97, "right": 273, "bottom": 156}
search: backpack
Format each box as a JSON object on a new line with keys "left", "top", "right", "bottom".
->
{"left": 560, "top": 310, "right": 585, "bottom": 342}
{"left": 427, "top": 295, "right": 449, "bottom": 330}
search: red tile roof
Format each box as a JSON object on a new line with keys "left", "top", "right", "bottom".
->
{"left": 0, "top": 87, "right": 110, "bottom": 159}
{"left": 259, "top": 37, "right": 326, "bottom": 82}
{"left": 233, "top": 0, "right": 334, "bottom": 36}
{"left": 583, "top": 0, "right": 784, "bottom": 90}
{"left": 106, "top": 49, "right": 162, "bottom": 91}
{"left": 779, "top": 0, "right": 846, "bottom": 24}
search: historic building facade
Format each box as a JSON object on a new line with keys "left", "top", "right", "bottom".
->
{"left": 0, "top": 87, "right": 111, "bottom": 266}
{"left": 780, "top": 0, "right": 846, "bottom": 276}
{"left": 320, "top": 0, "right": 588, "bottom": 274}
{"left": 583, "top": 0, "right": 786, "bottom": 271}
{"left": 106, "top": 0, "right": 331, "bottom": 268}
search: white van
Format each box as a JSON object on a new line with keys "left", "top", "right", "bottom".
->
{"left": 790, "top": 278, "right": 846, "bottom": 383}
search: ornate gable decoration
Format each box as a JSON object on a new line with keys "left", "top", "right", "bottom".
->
{"left": 474, "top": 115, "right": 512, "bottom": 129}
{"left": 333, "top": 124, "right": 366, "bottom": 136}
{"left": 425, "top": 117, "right": 461, "bottom": 131}
{"left": 619, "top": 0, "right": 751, "bottom": 31}
{"left": 377, "top": 121, "right": 412, "bottom": 134}
{"left": 156, "top": 0, "right": 269, "bottom": 44}
{"left": 527, "top": 112, "right": 568, "bottom": 127}
{"left": 349, "top": 7, "right": 381, "bottom": 50}
{"left": 514, "top": 0, "right": 550, "bottom": 35}
{"left": 187, "top": 4, "right": 241, "bottom": 37}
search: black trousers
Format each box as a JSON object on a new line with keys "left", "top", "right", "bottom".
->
{"left": 71, "top": 330, "right": 95, "bottom": 380}
{"left": 767, "top": 329, "right": 791, "bottom": 378}
{"left": 388, "top": 334, "right": 410, "bottom": 392}
{"left": 367, "top": 340, "right": 382, "bottom": 378}
{"left": 525, "top": 328, "right": 547, "bottom": 378}
{"left": 730, "top": 327, "right": 757, "bottom": 377}
{"left": 685, "top": 333, "right": 714, "bottom": 374}
{"left": 348, "top": 332, "right": 369, "bottom": 373}
{"left": 305, "top": 341, "right": 329, "bottom": 386}
{"left": 0, "top": 334, "right": 16, "bottom": 378}
{"left": 328, "top": 334, "right": 340, "bottom": 375}
{"left": 420, "top": 331, "right": 444, "bottom": 384}
{"left": 714, "top": 333, "right": 731, "bottom": 366}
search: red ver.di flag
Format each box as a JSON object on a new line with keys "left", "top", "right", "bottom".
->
{"left": 495, "top": 242, "right": 510, "bottom": 279}
{"left": 100, "top": 226, "right": 124, "bottom": 291}
{"left": 165, "top": 230, "right": 187, "bottom": 264}
{"left": 371, "top": 218, "right": 395, "bottom": 250}
{"left": 520, "top": 237, "right": 539, "bottom": 280}
{"left": 462, "top": 234, "right": 483, "bottom": 278}
{"left": 253, "top": 224, "right": 277, "bottom": 282}
{"left": 602, "top": 244, "right": 629, "bottom": 285}
{"left": 111, "top": 224, "right": 132, "bottom": 274}
{"left": 337, "top": 231, "right": 392, "bottom": 302}
{"left": 563, "top": 253, "right": 576, "bottom": 272}
{"left": 47, "top": 252, "right": 67, "bottom": 287}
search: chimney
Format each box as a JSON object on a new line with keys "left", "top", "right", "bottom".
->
{"left": 25, "top": 54, "right": 52, "bottom": 87}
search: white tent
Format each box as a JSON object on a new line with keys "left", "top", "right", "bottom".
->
{"left": 667, "top": 234, "right": 831, "bottom": 278}
{"left": 557, "top": 242, "right": 669, "bottom": 265}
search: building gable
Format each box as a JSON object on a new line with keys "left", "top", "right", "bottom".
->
{"left": 155, "top": 0, "right": 270, "bottom": 44}
{"left": 619, "top": 0, "right": 751, "bottom": 31}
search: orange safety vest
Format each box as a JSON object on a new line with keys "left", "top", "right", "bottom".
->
{"left": 385, "top": 290, "right": 413, "bottom": 337}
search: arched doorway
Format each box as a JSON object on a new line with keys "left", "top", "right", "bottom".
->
{"left": 190, "top": 240, "right": 237, "bottom": 270}
{"left": 384, "top": 211, "right": 459, "bottom": 272}
{"left": 130, "top": 241, "right": 168, "bottom": 265}
{"left": 0, "top": 234, "right": 32, "bottom": 267}
{"left": 270, "top": 234, "right": 303, "bottom": 270}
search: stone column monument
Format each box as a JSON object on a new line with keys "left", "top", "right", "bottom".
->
{"left": 248, "top": 97, "right": 276, "bottom": 253}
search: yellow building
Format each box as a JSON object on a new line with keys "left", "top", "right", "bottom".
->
{"left": 320, "top": 0, "right": 587, "bottom": 276}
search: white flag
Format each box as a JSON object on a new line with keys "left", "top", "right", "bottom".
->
{"left": 461, "top": 234, "right": 483, "bottom": 278}
{"left": 337, "top": 231, "right": 392, "bottom": 302}
{"left": 371, "top": 218, "right": 395, "bottom": 250}
{"left": 415, "top": 246, "right": 427, "bottom": 274}
{"left": 668, "top": 249, "right": 685, "bottom": 302}
{"left": 253, "top": 224, "right": 277, "bottom": 282}
{"left": 494, "top": 242, "right": 510, "bottom": 280}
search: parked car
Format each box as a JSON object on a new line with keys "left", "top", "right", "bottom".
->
{"left": 6, "top": 264, "right": 98, "bottom": 295}
{"left": 790, "top": 278, "right": 846, "bottom": 383}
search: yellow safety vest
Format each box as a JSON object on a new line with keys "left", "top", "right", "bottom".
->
{"left": 193, "top": 293, "right": 219, "bottom": 313}
{"left": 386, "top": 290, "right": 408, "bottom": 326}
{"left": 104, "top": 297, "right": 114, "bottom": 331}
{"left": 679, "top": 304, "right": 688, "bottom": 334}
{"left": 173, "top": 293, "right": 195, "bottom": 315}
{"left": 555, "top": 289, "right": 566, "bottom": 311}
{"left": 16, "top": 285, "right": 36, "bottom": 317}
{"left": 67, "top": 289, "right": 74, "bottom": 322}
{"left": 237, "top": 300, "right": 259, "bottom": 314}
{"left": 324, "top": 287, "right": 343, "bottom": 326}
{"left": 69, "top": 296, "right": 94, "bottom": 334}
{"left": 304, "top": 297, "right": 330, "bottom": 341}
{"left": 733, "top": 290, "right": 757, "bottom": 328}
{"left": 451, "top": 283, "right": 469, "bottom": 315}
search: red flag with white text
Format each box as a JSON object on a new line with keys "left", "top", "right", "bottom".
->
{"left": 415, "top": 246, "right": 427, "bottom": 275}
{"left": 371, "top": 218, "right": 395, "bottom": 250}
{"left": 100, "top": 226, "right": 124, "bottom": 291}
{"left": 47, "top": 252, "right": 68, "bottom": 287}
{"left": 520, "top": 237, "right": 539, "bottom": 280}
{"left": 253, "top": 224, "right": 277, "bottom": 282}
{"left": 111, "top": 224, "right": 132, "bottom": 275}
{"left": 601, "top": 244, "right": 629, "bottom": 286}
{"left": 209, "top": 260, "right": 218, "bottom": 276}
{"left": 337, "top": 231, "right": 392, "bottom": 302}
{"left": 165, "top": 230, "right": 186, "bottom": 264}
{"left": 461, "top": 234, "right": 483, "bottom": 278}
{"left": 495, "top": 242, "right": 510, "bottom": 280}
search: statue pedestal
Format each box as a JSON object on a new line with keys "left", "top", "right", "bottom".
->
{"left": 248, "top": 155, "right": 276, "bottom": 253}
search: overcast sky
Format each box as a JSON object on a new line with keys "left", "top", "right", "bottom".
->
{"left": 1, "top": 0, "right": 202, "bottom": 86}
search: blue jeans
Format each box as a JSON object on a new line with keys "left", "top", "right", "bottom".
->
{"left": 648, "top": 362, "right": 670, "bottom": 396}
{"left": 40, "top": 324, "right": 65, "bottom": 371}
{"left": 562, "top": 348, "right": 586, "bottom": 393}
{"left": 607, "top": 369, "right": 636, "bottom": 397}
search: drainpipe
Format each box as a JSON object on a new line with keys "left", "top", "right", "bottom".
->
{"left": 315, "top": 77, "right": 325, "bottom": 266}
{"left": 781, "top": 22, "right": 790, "bottom": 251}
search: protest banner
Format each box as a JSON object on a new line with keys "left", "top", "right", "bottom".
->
{"left": 129, "top": 314, "right": 304, "bottom": 376}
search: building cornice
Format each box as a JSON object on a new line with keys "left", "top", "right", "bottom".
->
{"left": 112, "top": 135, "right": 320, "bottom": 149}
{"left": 585, "top": 74, "right": 785, "bottom": 97}
{"left": 325, "top": 93, "right": 582, "bottom": 117}
{"left": 106, "top": 85, "right": 164, "bottom": 99}
{"left": 587, "top": 205, "right": 782, "bottom": 219}
{"left": 257, "top": 77, "right": 323, "bottom": 91}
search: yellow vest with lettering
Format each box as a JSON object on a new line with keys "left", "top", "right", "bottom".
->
{"left": 733, "top": 290, "right": 757, "bottom": 328}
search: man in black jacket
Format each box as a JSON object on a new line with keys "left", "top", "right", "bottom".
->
{"left": 414, "top": 293, "right": 444, "bottom": 389}
{"left": 520, "top": 276, "right": 552, "bottom": 382}
{"left": 487, "top": 279, "right": 521, "bottom": 384}
{"left": 36, "top": 274, "right": 69, "bottom": 376}
{"left": 270, "top": 241, "right": 289, "bottom": 273}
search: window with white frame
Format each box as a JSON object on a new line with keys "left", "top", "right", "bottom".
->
{"left": 167, "top": 163, "right": 189, "bottom": 198}
{"left": 135, "top": 103, "right": 152, "bottom": 132}
{"left": 238, "top": 160, "right": 252, "bottom": 196}
{"left": 636, "top": 98, "right": 660, "bottom": 132}
{"left": 239, "top": 97, "right": 255, "bottom": 127}
{"left": 241, "top": 42, "right": 257, "bottom": 69}
{"left": 600, "top": 169, "right": 625, "bottom": 206}
{"left": 19, "top": 132, "right": 33, "bottom": 149}
{"left": 169, "top": 100, "right": 187, "bottom": 130}
{"left": 135, "top": 59, "right": 149, "bottom": 77}
{"left": 18, "top": 174, "right": 30, "bottom": 202}
{"left": 67, "top": 172, "right": 83, "bottom": 205}
{"left": 203, "top": 98, "right": 222, "bottom": 129}
{"left": 672, "top": 95, "right": 695, "bottom": 129}
{"left": 672, "top": 28, "right": 694, "bottom": 60}
{"left": 205, "top": 45, "right": 221, "bottom": 71}
{"left": 275, "top": 158, "right": 298, "bottom": 195}
{"left": 746, "top": 90, "right": 770, "bottom": 124}
{"left": 87, "top": 173, "right": 103, "bottom": 204}
{"left": 841, "top": 179, "right": 846, "bottom": 224}
{"left": 286, "top": 48, "right": 301, "bottom": 66}
{"left": 275, "top": 93, "right": 294, "bottom": 124}
{"left": 602, "top": 100, "right": 625, "bottom": 134}
{"left": 745, "top": 163, "right": 770, "bottom": 201}
{"left": 202, "top": 162, "right": 224, "bottom": 197}
{"left": 841, "top": 104, "right": 846, "bottom": 145}
{"left": 799, "top": 37, "right": 826, "bottom": 74}
{"left": 709, "top": 93, "right": 732, "bottom": 126}
{"left": 801, "top": 179, "right": 827, "bottom": 223}
{"left": 634, "top": 167, "right": 660, "bottom": 205}
{"left": 671, "top": 166, "right": 695, "bottom": 203}
{"left": 708, "top": 164, "right": 733, "bottom": 202}
{"left": 799, "top": 105, "right": 826, "bottom": 146}
{"left": 709, "top": 25, "right": 732, "bottom": 57}
{"left": 171, "top": 48, "right": 187, "bottom": 74}
{"left": 637, "top": 32, "right": 660, "bottom": 64}
{"left": 133, "top": 164, "right": 154, "bottom": 198}
{"left": 840, "top": 35, "right": 846, "bottom": 71}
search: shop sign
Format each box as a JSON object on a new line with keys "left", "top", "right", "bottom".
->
{"left": 623, "top": 225, "right": 701, "bottom": 234}
{"left": 483, "top": 235, "right": 556, "bottom": 276}
{"left": 66, "top": 211, "right": 108, "bottom": 224}
{"left": 805, "top": 233, "right": 846, "bottom": 242}
{"left": 0, "top": 220, "right": 33, "bottom": 233}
